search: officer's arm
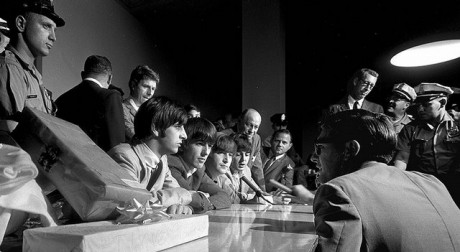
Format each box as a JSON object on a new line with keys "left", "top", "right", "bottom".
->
{"left": 393, "top": 150, "right": 409, "bottom": 170}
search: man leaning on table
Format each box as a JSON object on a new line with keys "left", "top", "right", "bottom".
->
{"left": 291, "top": 109, "right": 460, "bottom": 251}
{"left": 108, "top": 96, "right": 193, "bottom": 214}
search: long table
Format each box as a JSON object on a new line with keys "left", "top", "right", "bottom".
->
{"left": 3, "top": 203, "right": 317, "bottom": 251}
{"left": 165, "top": 204, "right": 318, "bottom": 251}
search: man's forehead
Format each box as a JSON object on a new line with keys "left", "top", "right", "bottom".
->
{"left": 140, "top": 79, "right": 157, "bottom": 86}
{"left": 316, "top": 127, "right": 332, "bottom": 142}
{"left": 28, "top": 12, "right": 57, "bottom": 26}
{"left": 274, "top": 132, "right": 291, "bottom": 141}
{"left": 363, "top": 74, "right": 377, "bottom": 82}
{"left": 244, "top": 113, "right": 261, "bottom": 124}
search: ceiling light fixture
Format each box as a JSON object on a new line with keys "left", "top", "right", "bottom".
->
{"left": 390, "top": 39, "right": 460, "bottom": 67}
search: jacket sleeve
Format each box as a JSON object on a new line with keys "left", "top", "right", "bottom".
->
{"left": 221, "top": 175, "right": 239, "bottom": 203}
{"left": 284, "top": 164, "right": 294, "bottom": 188}
{"left": 250, "top": 136, "right": 266, "bottom": 191}
{"left": 107, "top": 146, "right": 140, "bottom": 182}
{"left": 122, "top": 103, "right": 135, "bottom": 141}
{"left": 104, "top": 91, "right": 125, "bottom": 151}
{"left": 193, "top": 173, "right": 231, "bottom": 213}
{"left": 313, "top": 183, "right": 363, "bottom": 252}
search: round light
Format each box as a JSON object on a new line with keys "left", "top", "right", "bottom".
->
{"left": 391, "top": 39, "right": 460, "bottom": 67}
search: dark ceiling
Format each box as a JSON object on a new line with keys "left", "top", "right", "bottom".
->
{"left": 118, "top": 0, "right": 460, "bottom": 106}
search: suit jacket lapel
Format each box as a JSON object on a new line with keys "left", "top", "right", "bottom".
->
{"left": 128, "top": 103, "right": 137, "bottom": 118}
{"left": 265, "top": 155, "right": 285, "bottom": 175}
{"left": 337, "top": 96, "right": 351, "bottom": 111}
{"left": 361, "top": 99, "right": 369, "bottom": 110}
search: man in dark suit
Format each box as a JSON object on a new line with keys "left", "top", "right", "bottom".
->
{"left": 263, "top": 129, "right": 295, "bottom": 192}
{"left": 323, "top": 68, "right": 383, "bottom": 122}
{"left": 55, "top": 55, "right": 125, "bottom": 152}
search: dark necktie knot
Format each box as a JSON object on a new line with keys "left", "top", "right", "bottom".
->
{"left": 353, "top": 101, "right": 359, "bottom": 110}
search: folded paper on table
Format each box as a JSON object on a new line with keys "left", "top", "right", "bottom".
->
{"left": 23, "top": 214, "right": 209, "bottom": 252}
{"left": 12, "top": 107, "right": 152, "bottom": 221}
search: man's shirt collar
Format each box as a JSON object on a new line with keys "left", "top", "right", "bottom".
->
{"left": 347, "top": 95, "right": 363, "bottom": 109}
{"left": 84, "top": 78, "right": 106, "bottom": 89}
{"left": 137, "top": 142, "right": 161, "bottom": 169}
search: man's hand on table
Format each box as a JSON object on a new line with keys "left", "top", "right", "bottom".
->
{"left": 166, "top": 204, "right": 193, "bottom": 215}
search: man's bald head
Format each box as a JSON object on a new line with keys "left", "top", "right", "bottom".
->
{"left": 238, "top": 108, "right": 261, "bottom": 140}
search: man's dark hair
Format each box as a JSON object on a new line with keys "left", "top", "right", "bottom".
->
{"left": 212, "top": 133, "right": 236, "bottom": 154}
{"left": 232, "top": 133, "right": 251, "bottom": 153}
{"left": 271, "top": 129, "right": 293, "bottom": 143}
{"left": 128, "top": 65, "right": 160, "bottom": 95}
{"left": 181, "top": 117, "right": 217, "bottom": 151}
{"left": 134, "top": 96, "right": 188, "bottom": 140}
{"left": 319, "top": 109, "right": 396, "bottom": 166}
{"left": 83, "top": 55, "right": 112, "bottom": 75}
{"left": 185, "top": 104, "right": 199, "bottom": 113}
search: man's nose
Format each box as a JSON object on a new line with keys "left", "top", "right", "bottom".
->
{"left": 49, "top": 29, "right": 56, "bottom": 42}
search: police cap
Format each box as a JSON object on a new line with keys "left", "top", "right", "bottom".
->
{"left": 392, "top": 83, "right": 417, "bottom": 102}
{"left": 14, "top": 0, "right": 65, "bottom": 27}
{"left": 270, "top": 113, "right": 288, "bottom": 126}
{"left": 414, "top": 82, "right": 453, "bottom": 102}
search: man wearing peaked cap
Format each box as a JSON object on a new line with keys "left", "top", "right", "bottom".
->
{"left": 385, "top": 83, "right": 416, "bottom": 134}
{"left": 13, "top": 0, "right": 65, "bottom": 27}
{"left": 0, "top": 0, "right": 65, "bottom": 145}
{"left": 394, "top": 82, "right": 460, "bottom": 208}
{"left": 414, "top": 82, "right": 454, "bottom": 100}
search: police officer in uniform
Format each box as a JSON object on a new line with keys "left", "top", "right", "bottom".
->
{"left": 0, "top": 0, "right": 65, "bottom": 145}
{"left": 385, "top": 83, "right": 417, "bottom": 134}
{"left": 394, "top": 82, "right": 460, "bottom": 207}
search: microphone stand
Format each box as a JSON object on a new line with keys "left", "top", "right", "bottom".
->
{"left": 241, "top": 175, "right": 273, "bottom": 205}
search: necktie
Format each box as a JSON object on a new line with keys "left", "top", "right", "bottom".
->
{"left": 264, "top": 157, "right": 276, "bottom": 171}
{"left": 353, "top": 101, "right": 359, "bottom": 110}
{"left": 146, "top": 160, "right": 163, "bottom": 191}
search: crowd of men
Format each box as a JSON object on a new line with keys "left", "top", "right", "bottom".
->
{"left": 1, "top": 0, "right": 460, "bottom": 251}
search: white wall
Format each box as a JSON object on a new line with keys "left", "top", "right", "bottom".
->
{"left": 43, "top": 0, "right": 163, "bottom": 99}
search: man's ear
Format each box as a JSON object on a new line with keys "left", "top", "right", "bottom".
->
{"left": 403, "top": 101, "right": 410, "bottom": 111}
{"left": 151, "top": 125, "right": 159, "bottom": 137}
{"left": 352, "top": 77, "right": 359, "bottom": 87}
{"left": 286, "top": 142, "right": 293, "bottom": 152}
{"left": 107, "top": 74, "right": 113, "bottom": 86}
{"left": 343, "top": 140, "right": 360, "bottom": 160}
{"left": 16, "top": 15, "right": 27, "bottom": 32}
{"left": 439, "top": 99, "right": 447, "bottom": 108}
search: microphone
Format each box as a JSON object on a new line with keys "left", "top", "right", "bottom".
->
{"left": 241, "top": 175, "right": 273, "bottom": 205}
{"left": 269, "top": 179, "right": 293, "bottom": 194}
